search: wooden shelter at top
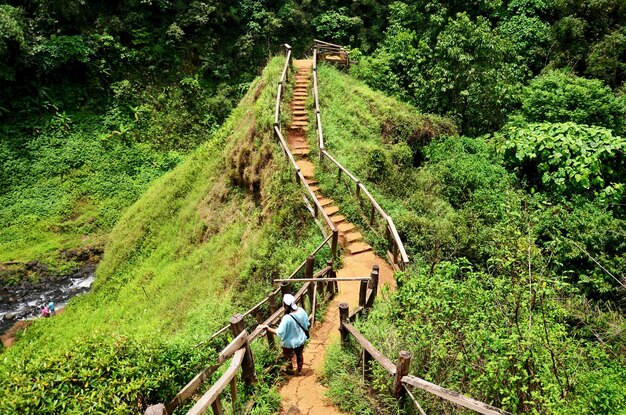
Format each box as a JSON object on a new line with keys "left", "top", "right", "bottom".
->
{"left": 313, "top": 39, "right": 354, "bottom": 67}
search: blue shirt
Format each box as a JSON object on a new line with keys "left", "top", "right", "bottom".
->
{"left": 276, "top": 307, "right": 309, "bottom": 349}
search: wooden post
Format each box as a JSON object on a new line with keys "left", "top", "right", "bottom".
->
{"left": 356, "top": 181, "right": 361, "bottom": 199}
{"left": 393, "top": 241, "right": 399, "bottom": 264}
{"left": 331, "top": 229, "right": 339, "bottom": 260}
{"left": 305, "top": 255, "right": 315, "bottom": 312}
{"left": 338, "top": 168, "right": 342, "bottom": 182}
{"left": 363, "top": 348, "right": 372, "bottom": 381}
{"left": 339, "top": 303, "right": 349, "bottom": 346}
{"left": 326, "top": 259, "right": 335, "bottom": 295}
{"left": 359, "top": 279, "right": 368, "bottom": 308}
{"left": 393, "top": 351, "right": 412, "bottom": 398}
{"left": 367, "top": 265, "right": 379, "bottom": 308}
{"left": 229, "top": 314, "right": 256, "bottom": 384}
{"left": 211, "top": 399, "right": 223, "bottom": 415}
{"left": 268, "top": 292, "right": 277, "bottom": 314}
{"left": 256, "top": 308, "right": 275, "bottom": 349}
{"left": 370, "top": 204, "right": 375, "bottom": 226}
{"left": 230, "top": 377, "right": 237, "bottom": 412}
{"left": 280, "top": 282, "right": 290, "bottom": 298}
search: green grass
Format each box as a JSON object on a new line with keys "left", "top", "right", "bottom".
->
{"left": 0, "top": 56, "right": 328, "bottom": 414}
{"left": 313, "top": 64, "right": 626, "bottom": 415}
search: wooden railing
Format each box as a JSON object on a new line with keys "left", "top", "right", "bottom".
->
{"left": 145, "top": 234, "right": 342, "bottom": 415}
{"left": 338, "top": 303, "right": 511, "bottom": 415}
{"left": 311, "top": 41, "right": 410, "bottom": 271}
{"left": 273, "top": 44, "right": 340, "bottom": 260}
{"left": 312, "top": 39, "right": 353, "bottom": 67}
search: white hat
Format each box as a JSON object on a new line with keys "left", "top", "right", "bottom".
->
{"left": 283, "top": 294, "right": 297, "bottom": 310}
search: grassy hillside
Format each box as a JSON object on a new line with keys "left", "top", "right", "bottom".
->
{"left": 0, "top": 56, "right": 328, "bottom": 414}
{"left": 315, "top": 64, "right": 626, "bottom": 414}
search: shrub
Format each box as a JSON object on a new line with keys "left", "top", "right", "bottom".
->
{"left": 519, "top": 70, "right": 626, "bottom": 134}
{"left": 496, "top": 122, "right": 626, "bottom": 203}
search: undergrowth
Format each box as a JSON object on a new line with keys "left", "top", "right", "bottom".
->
{"left": 0, "top": 56, "right": 327, "bottom": 414}
{"left": 316, "top": 63, "right": 626, "bottom": 414}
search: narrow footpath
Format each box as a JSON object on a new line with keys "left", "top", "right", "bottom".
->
{"left": 277, "top": 60, "right": 396, "bottom": 415}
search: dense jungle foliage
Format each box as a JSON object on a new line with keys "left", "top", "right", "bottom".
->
{"left": 0, "top": 57, "right": 331, "bottom": 414}
{"left": 316, "top": 53, "right": 626, "bottom": 415}
{"left": 1, "top": 0, "right": 626, "bottom": 414}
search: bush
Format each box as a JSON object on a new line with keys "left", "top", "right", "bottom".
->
{"left": 518, "top": 70, "right": 626, "bottom": 134}
{"left": 496, "top": 122, "right": 626, "bottom": 203}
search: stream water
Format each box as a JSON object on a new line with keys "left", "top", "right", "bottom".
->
{"left": 0, "top": 264, "right": 97, "bottom": 334}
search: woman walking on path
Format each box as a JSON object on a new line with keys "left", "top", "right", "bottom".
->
{"left": 260, "top": 293, "right": 309, "bottom": 374}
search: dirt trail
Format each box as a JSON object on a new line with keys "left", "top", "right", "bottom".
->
{"left": 277, "top": 60, "right": 395, "bottom": 415}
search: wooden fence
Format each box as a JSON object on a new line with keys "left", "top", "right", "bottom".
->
{"left": 273, "top": 44, "right": 340, "bottom": 260}
{"left": 144, "top": 230, "right": 367, "bottom": 415}
{"left": 310, "top": 40, "right": 410, "bottom": 271}
{"left": 338, "top": 302, "right": 512, "bottom": 415}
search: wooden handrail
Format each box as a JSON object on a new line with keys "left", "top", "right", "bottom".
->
{"left": 321, "top": 149, "right": 359, "bottom": 184}
{"left": 402, "top": 375, "right": 512, "bottom": 415}
{"left": 342, "top": 322, "right": 396, "bottom": 375}
{"left": 274, "top": 83, "right": 282, "bottom": 126}
{"left": 312, "top": 42, "right": 409, "bottom": 271}
{"left": 386, "top": 216, "right": 409, "bottom": 265}
{"left": 339, "top": 304, "right": 510, "bottom": 415}
{"left": 298, "top": 170, "right": 337, "bottom": 233}
{"left": 187, "top": 348, "right": 246, "bottom": 415}
{"left": 166, "top": 363, "right": 220, "bottom": 413}
{"left": 218, "top": 331, "right": 248, "bottom": 364}
{"left": 313, "top": 39, "right": 347, "bottom": 50}
{"left": 275, "top": 126, "right": 300, "bottom": 172}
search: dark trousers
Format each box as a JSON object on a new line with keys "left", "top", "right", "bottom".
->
{"left": 282, "top": 345, "right": 305, "bottom": 373}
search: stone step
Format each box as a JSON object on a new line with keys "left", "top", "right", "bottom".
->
{"left": 292, "top": 109, "right": 307, "bottom": 115}
{"left": 318, "top": 197, "right": 334, "bottom": 207}
{"left": 288, "top": 126, "right": 308, "bottom": 132}
{"left": 291, "top": 121, "right": 308, "bottom": 127}
{"left": 337, "top": 222, "right": 355, "bottom": 233}
{"left": 345, "top": 232, "right": 363, "bottom": 243}
{"left": 346, "top": 242, "right": 372, "bottom": 255}
{"left": 324, "top": 205, "right": 340, "bottom": 216}
{"left": 292, "top": 148, "right": 310, "bottom": 156}
{"left": 309, "top": 185, "right": 320, "bottom": 192}
{"left": 292, "top": 116, "right": 308, "bottom": 122}
{"left": 305, "top": 179, "right": 318, "bottom": 186}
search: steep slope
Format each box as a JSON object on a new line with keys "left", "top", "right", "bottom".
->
{"left": 0, "top": 56, "right": 327, "bottom": 414}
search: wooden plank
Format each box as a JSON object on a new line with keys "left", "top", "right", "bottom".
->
{"left": 274, "top": 83, "right": 282, "bottom": 125}
{"left": 348, "top": 306, "right": 363, "bottom": 322}
{"left": 274, "top": 277, "right": 370, "bottom": 283}
{"left": 218, "top": 331, "right": 248, "bottom": 363}
{"left": 187, "top": 349, "right": 246, "bottom": 415}
{"left": 316, "top": 112, "right": 324, "bottom": 149}
{"left": 342, "top": 323, "right": 396, "bottom": 375}
{"left": 402, "top": 375, "right": 511, "bottom": 415}
{"left": 241, "top": 297, "right": 269, "bottom": 319}
{"left": 386, "top": 216, "right": 409, "bottom": 265}
{"left": 313, "top": 39, "right": 346, "bottom": 50}
{"left": 357, "top": 183, "right": 385, "bottom": 218}
{"left": 166, "top": 363, "right": 220, "bottom": 413}
{"left": 321, "top": 150, "right": 359, "bottom": 184}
